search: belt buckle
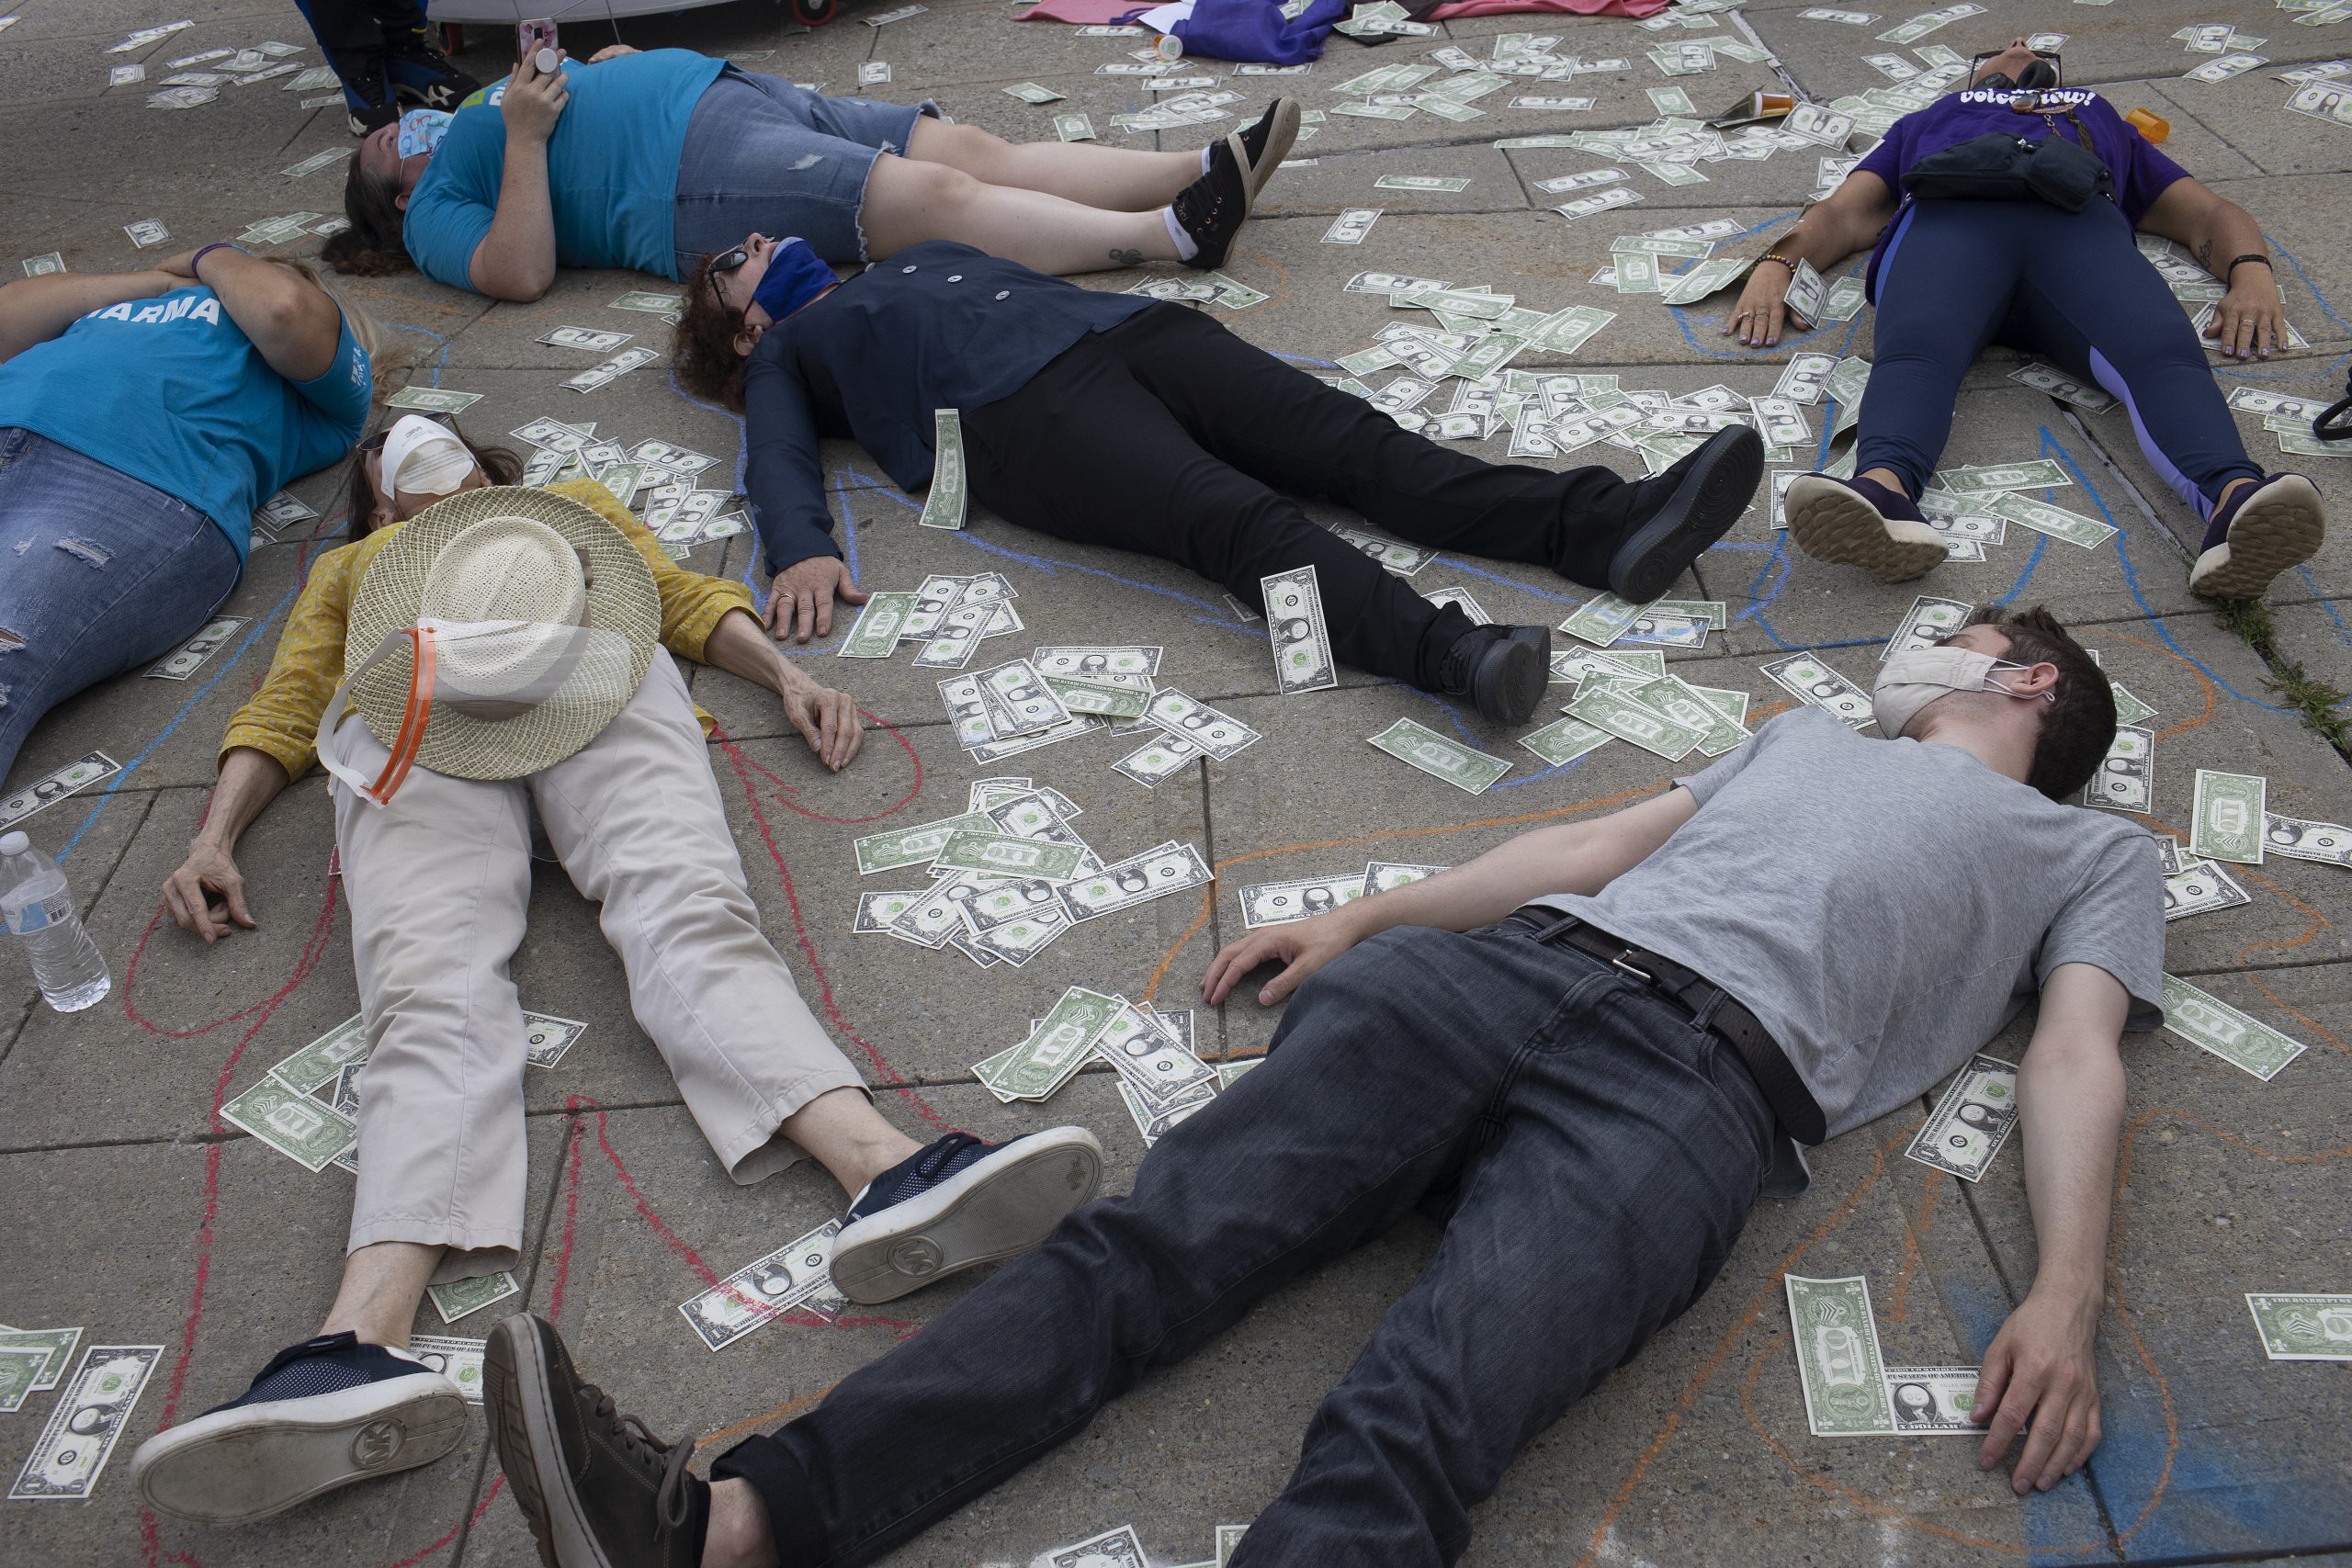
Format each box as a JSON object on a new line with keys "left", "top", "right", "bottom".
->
{"left": 1610, "top": 949, "right": 1655, "bottom": 986}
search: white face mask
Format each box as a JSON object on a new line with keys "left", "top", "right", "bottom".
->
{"left": 1871, "top": 647, "right": 2052, "bottom": 739}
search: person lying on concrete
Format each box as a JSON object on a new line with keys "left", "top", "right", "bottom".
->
{"left": 1729, "top": 37, "right": 2324, "bottom": 600}
{"left": 477, "top": 600, "right": 2163, "bottom": 1568}
{"left": 325, "top": 39, "right": 1297, "bottom": 299}
{"left": 128, "top": 427, "right": 1102, "bottom": 1528}
{"left": 672, "top": 233, "right": 1766, "bottom": 728}
{"left": 0, "top": 247, "right": 371, "bottom": 786}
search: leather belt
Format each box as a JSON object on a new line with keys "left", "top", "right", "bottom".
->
{"left": 1512, "top": 908, "right": 1826, "bottom": 1145}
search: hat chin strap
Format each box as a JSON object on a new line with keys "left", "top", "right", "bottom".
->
{"left": 316, "top": 626, "right": 441, "bottom": 807}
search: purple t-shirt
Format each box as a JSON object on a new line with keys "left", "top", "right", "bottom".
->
{"left": 1852, "top": 87, "right": 2190, "bottom": 295}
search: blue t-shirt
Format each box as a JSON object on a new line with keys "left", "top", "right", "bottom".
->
{"left": 0, "top": 287, "right": 370, "bottom": 565}
{"left": 1853, "top": 87, "right": 2191, "bottom": 295}
{"left": 402, "top": 48, "right": 727, "bottom": 291}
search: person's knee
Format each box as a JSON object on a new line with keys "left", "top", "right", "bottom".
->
{"left": 865, "top": 154, "right": 988, "bottom": 246}
{"left": 911, "top": 118, "right": 1011, "bottom": 175}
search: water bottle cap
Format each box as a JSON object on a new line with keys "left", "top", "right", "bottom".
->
{"left": 0, "top": 831, "right": 27, "bottom": 856}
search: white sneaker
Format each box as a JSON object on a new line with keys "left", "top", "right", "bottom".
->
{"left": 2188, "top": 473, "right": 2324, "bottom": 599}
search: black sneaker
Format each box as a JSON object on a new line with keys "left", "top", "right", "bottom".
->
{"left": 129, "top": 1332, "right": 466, "bottom": 1524}
{"left": 1438, "top": 624, "right": 1551, "bottom": 726}
{"left": 335, "top": 55, "right": 400, "bottom": 137}
{"left": 385, "top": 23, "right": 482, "bottom": 111}
{"left": 1225, "top": 97, "right": 1302, "bottom": 211}
{"left": 1606, "top": 425, "right": 1765, "bottom": 602}
{"left": 1782, "top": 469, "right": 1946, "bottom": 584}
{"left": 1170, "top": 141, "right": 1250, "bottom": 272}
{"left": 831, "top": 1127, "right": 1103, "bottom": 1304}
{"left": 486, "top": 1316, "right": 707, "bottom": 1568}
{"left": 2188, "top": 472, "right": 2324, "bottom": 599}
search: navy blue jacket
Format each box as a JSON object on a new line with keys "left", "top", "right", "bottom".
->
{"left": 740, "top": 242, "right": 1154, "bottom": 576}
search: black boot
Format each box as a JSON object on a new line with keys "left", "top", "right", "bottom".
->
{"left": 1605, "top": 425, "right": 1764, "bottom": 603}
{"left": 1437, "top": 624, "right": 1550, "bottom": 726}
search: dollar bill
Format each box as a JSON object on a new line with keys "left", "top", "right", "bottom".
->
{"left": 1034, "top": 645, "right": 1161, "bottom": 679}
{"left": 1368, "top": 716, "right": 1512, "bottom": 793}
{"left": 1323, "top": 209, "right": 1385, "bottom": 244}
{"left": 608, "top": 290, "right": 684, "bottom": 313}
{"left": 1520, "top": 715, "right": 1612, "bottom": 765}
{"left": 386, "top": 386, "right": 483, "bottom": 414}
{"left": 1883, "top": 595, "right": 1972, "bottom": 659}
{"left": 1422, "top": 586, "right": 1492, "bottom": 625}
{"left": 1145, "top": 690, "right": 1262, "bottom": 760}
{"left": 2190, "top": 768, "right": 2267, "bottom": 863}
{"left": 1781, "top": 258, "right": 1829, "bottom": 326}
{"left": 1114, "top": 737, "right": 1201, "bottom": 788}
{"left": 679, "top": 1222, "right": 845, "bottom": 1350}
{"left": 853, "top": 810, "right": 991, "bottom": 875}
{"left": 1774, "top": 351, "right": 1838, "bottom": 405}
{"left": 255, "top": 491, "right": 322, "bottom": 533}
{"left": 1375, "top": 174, "right": 1472, "bottom": 192}
{"left": 1783, "top": 102, "right": 1858, "bottom": 147}
{"left": 1554, "top": 186, "right": 1643, "bottom": 220}
{"left": 1654, "top": 254, "right": 1747, "bottom": 305}
{"left": 563, "top": 346, "right": 661, "bottom": 393}
{"left": 270, "top": 1012, "right": 372, "bottom": 1094}
{"left": 1934, "top": 459, "right": 2071, "bottom": 495}
{"left": 1363, "top": 861, "right": 1446, "bottom": 894}
{"left": 1333, "top": 526, "right": 1436, "bottom": 576}
{"left": 538, "top": 326, "right": 631, "bottom": 353}
{"left": 1631, "top": 673, "right": 1747, "bottom": 754}
{"left": 1987, "top": 492, "right": 2117, "bottom": 549}
{"left": 8, "top": 1346, "right": 162, "bottom": 1500}
{"left": 853, "top": 889, "right": 926, "bottom": 936}
{"left": 404, "top": 1333, "right": 485, "bottom": 1403}
{"left": 1566, "top": 683, "right": 1704, "bottom": 760}
{"left": 865, "top": 2, "right": 928, "bottom": 21}
{"left": 1884, "top": 1366, "right": 1983, "bottom": 1431}
{"left": 1263, "top": 566, "right": 1339, "bottom": 694}
{"left": 1060, "top": 840, "right": 1212, "bottom": 919}
{"left": 2007, "top": 361, "right": 2118, "bottom": 412}
{"left": 837, "top": 592, "right": 915, "bottom": 658}
{"left": 1904, "top": 1054, "right": 2019, "bottom": 1180}
{"left": 1116, "top": 1077, "right": 1216, "bottom": 1145}
{"left": 2264, "top": 813, "right": 2351, "bottom": 866}
{"left": 146, "top": 615, "right": 250, "bottom": 680}
{"left": 1053, "top": 113, "right": 1098, "bottom": 141}
{"left": 934, "top": 829, "right": 1085, "bottom": 883}
{"left": 1800, "top": 6, "right": 1882, "bottom": 17}
{"left": 426, "top": 1269, "right": 519, "bottom": 1325}
{"left": 1094, "top": 1001, "right": 1218, "bottom": 1103}
{"left": 2186, "top": 52, "right": 2267, "bottom": 82}
{"left": 1647, "top": 85, "right": 1697, "bottom": 115}
{"left": 1760, "top": 654, "right": 1874, "bottom": 728}
{"left": 1527, "top": 302, "right": 1619, "bottom": 352}
{"left": 857, "top": 61, "right": 893, "bottom": 85}
{"left": 1347, "top": 271, "right": 1453, "bottom": 294}
{"left": 1004, "top": 81, "right": 1066, "bottom": 103}
{"left": 123, "top": 217, "right": 170, "bottom": 248}
{"left": 1217, "top": 1524, "right": 1250, "bottom": 1568}
{"left": 917, "top": 408, "right": 967, "bottom": 530}
{"left": 2245, "top": 1293, "right": 2352, "bottom": 1360}
{"left": 976, "top": 659, "right": 1070, "bottom": 737}
{"left": 2109, "top": 682, "right": 2156, "bottom": 728}
{"left": 1047, "top": 1525, "right": 1148, "bottom": 1568}
{"left": 1751, "top": 396, "right": 1812, "bottom": 449}
{"left": 1533, "top": 168, "right": 1627, "bottom": 195}
{"left": 2083, "top": 726, "right": 2154, "bottom": 814}
{"left": 0, "top": 1347, "right": 48, "bottom": 1413}
{"left": 221, "top": 1075, "right": 357, "bottom": 1171}
{"left": 1241, "top": 873, "right": 1365, "bottom": 927}
{"left": 980, "top": 987, "right": 1125, "bottom": 1100}
{"left": 629, "top": 439, "right": 718, "bottom": 475}
{"left": 2163, "top": 856, "right": 2250, "bottom": 920}
{"left": 523, "top": 1011, "right": 587, "bottom": 1069}
{"left": 0, "top": 1327, "right": 83, "bottom": 1394}
{"left": 2161, "top": 973, "right": 2305, "bottom": 1080}
{"left": 1784, "top": 1275, "right": 1897, "bottom": 1436}
{"left": 1558, "top": 591, "right": 1646, "bottom": 647}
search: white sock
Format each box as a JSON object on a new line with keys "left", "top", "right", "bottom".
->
{"left": 1200, "top": 144, "right": 1213, "bottom": 175}
{"left": 1163, "top": 205, "right": 1197, "bottom": 262}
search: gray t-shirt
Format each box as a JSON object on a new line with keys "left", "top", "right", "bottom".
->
{"left": 1530, "top": 706, "right": 2165, "bottom": 1140}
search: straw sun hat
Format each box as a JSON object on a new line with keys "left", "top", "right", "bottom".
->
{"left": 344, "top": 487, "right": 659, "bottom": 784}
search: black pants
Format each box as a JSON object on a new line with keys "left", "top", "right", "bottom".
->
{"left": 961, "top": 306, "right": 1648, "bottom": 691}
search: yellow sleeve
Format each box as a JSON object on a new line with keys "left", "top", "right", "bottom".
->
{"left": 547, "top": 478, "right": 757, "bottom": 665}
{"left": 218, "top": 543, "right": 364, "bottom": 781}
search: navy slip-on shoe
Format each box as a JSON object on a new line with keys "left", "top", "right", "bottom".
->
{"left": 130, "top": 1332, "right": 465, "bottom": 1524}
{"left": 1783, "top": 471, "right": 1947, "bottom": 583}
{"left": 831, "top": 1127, "right": 1103, "bottom": 1304}
{"left": 2189, "top": 473, "right": 2324, "bottom": 599}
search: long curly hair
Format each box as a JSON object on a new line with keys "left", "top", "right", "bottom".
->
{"left": 673, "top": 250, "right": 752, "bottom": 412}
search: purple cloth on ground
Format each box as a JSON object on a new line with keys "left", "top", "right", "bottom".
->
{"left": 1173, "top": 0, "right": 1347, "bottom": 64}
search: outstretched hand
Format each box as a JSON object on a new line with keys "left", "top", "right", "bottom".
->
{"left": 778, "top": 671, "right": 865, "bottom": 772}
{"left": 766, "top": 556, "right": 868, "bottom": 644}
{"left": 1973, "top": 1288, "right": 2104, "bottom": 1494}
{"left": 1202, "top": 913, "right": 1360, "bottom": 1008}
{"left": 162, "top": 840, "right": 255, "bottom": 944}
{"left": 1724, "top": 261, "right": 1793, "bottom": 348}
{"left": 2206, "top": 275, "right": 2284, "bottom": 359}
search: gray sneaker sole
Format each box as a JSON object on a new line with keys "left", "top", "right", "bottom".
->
{"left": 129, "top": 1371, "right": 464, "bottom": 1525}
{"left": 831, "top": 1126, "right": 1105, "bottom": 1304}
{"left": 2189, "top": 475, "right": 2324, "bottom": 599}
{"left": 487, "top": 1317, "right": 617, "bottom": 1568}
{"left": 1784, "top": 476, "right": 1948, "bottom": 582}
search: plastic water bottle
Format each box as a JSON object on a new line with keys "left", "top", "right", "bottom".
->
{"left": 0, "top": 830, "right": 111, "bottom": 1012}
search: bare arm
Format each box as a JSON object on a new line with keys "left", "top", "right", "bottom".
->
{"left": 1972, "top": 962, "right": 2130, "bottom": 1493}
{"left": 162, "top": 747, "right": 293, "bottom": 942}
{"left": 1724, "top": 170, "right": 1899, "bottom": 348}
{"left": 698, "top": 606, "right": 865, "bottom": 771}
{"left": 466, "top": 56, "right": 570, "bottom": 301}
{"left": 0, "top": 270, "right": 175, "bottom": 364}
{"left": 179, "top": 247, "right": 346, "bottom": 383}
{"left": 2137, "top": 176, "right": 2282, "bottom": 358}
{"left": 1203, "top": 784, "right": 1699, "bottom": 1006}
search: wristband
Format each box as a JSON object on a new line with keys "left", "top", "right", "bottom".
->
{"left": 1756, "top": 253, "right": 1796, "bottom": 274}
{"left": 188, "top": 243, "right": 243, "bottom": 278}
{"left": 2224, "top": 254, "right": 2271, "bottom": 279}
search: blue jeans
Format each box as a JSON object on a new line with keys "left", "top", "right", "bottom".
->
{"left": 713, "top": 915, "right": 1777, "bottom": 1568}
{"left": 0, "top": 428, "right": 242, "bottom": 787}
{"left": 1860, "top": 197, "right": 2262, "bottom": 523}
{"left": 671, "top": 68, "right": 942, "bottom": 276}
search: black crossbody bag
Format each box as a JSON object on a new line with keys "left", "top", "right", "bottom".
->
{"left": 1900, "top": 102, "right": 2113, "bottom": 214}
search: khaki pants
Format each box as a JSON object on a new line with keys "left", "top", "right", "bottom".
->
{"left": 328, "top": 649, "right": 865, "bottom": 1283}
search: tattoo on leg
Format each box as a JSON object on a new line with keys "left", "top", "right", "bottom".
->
{"left": 1109, "top": 248, "right": 1144, "bottom": 265}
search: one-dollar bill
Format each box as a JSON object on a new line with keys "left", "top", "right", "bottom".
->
{"left": 1262, "top": 565, "right": 1339, "bottom": 694}
{"left": 1784, "top": 1274, "right": 1897, "bottom": 1436}
{"left": 1902, "top": 1053, "right": 2018, "bottom": 1181}
{"left": 2245, "top": 1292, "right": 2352, "bottom": 1360}
{"left": 918, "top": 409, "right": 967, "bottom": 531}
{"left": 8, "top": 1345, "right": 163, "bottom": 1500}
{"left": 2160, "top": 973, "right": 2306, "bottom": 1080}
{"left": 2189, "top": 769, "right": 2267, "bottom": 863}
{"left": 1367, "top": 716, "right": 1510, "bottom": 793}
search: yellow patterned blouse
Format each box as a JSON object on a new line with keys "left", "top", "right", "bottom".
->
{"left": 220, "top": 478, "right": 755, "bottom": 782}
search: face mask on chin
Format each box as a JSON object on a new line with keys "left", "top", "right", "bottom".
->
{"left": 1871, "top": 647, "right": 2053, "bottom": 739}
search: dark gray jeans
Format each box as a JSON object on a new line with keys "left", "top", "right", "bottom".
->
{"left": 714, "top": 915, "right": 1778, "bottom": 1568}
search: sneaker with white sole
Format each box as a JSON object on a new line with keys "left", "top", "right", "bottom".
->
{"left": 1225, "top": 97, "right": 1302, "bottom": 212}
{"left": 2188, "top": 472, "right": 2324, "bottom": 599}
{"left": 830, "top": 1127, "right": 1103, "bottom": 1304}
{"left": 1784, "top": 472, "right": 1948, "bottom": 582}
{"left": 130, "top": 1332, "right": 467, "bottom": 1524}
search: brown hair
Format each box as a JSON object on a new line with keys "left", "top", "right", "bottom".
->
{"left": 341, "top": 416, "right": 524, "bottom": 533}
{"left": 322, "top": 152, "right": 414, "bottom": 277}
{"left": 673, "top": 251, "right": 750, "bottom": 412}
{"left": 1962, "top": 603, "right": 2117, "bottom": 800}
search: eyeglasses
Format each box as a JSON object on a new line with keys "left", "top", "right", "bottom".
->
{"left": 1969, "top": 48, "right": 2063, "bottom": 85}
{"left": 708, "top": 245, "right": 752, "bottom": 316}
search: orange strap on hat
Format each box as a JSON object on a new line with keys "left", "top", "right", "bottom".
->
{"left": 361, "top": 626, "right": 437, "bottom": 806}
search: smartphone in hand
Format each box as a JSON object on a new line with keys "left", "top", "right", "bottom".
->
{"left": 518, "top": 17, "right": 560, "bottom": 74}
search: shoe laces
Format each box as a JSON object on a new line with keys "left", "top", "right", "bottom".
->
{"left": 586, "top": 1387, "right": 695, "bottom": 1526}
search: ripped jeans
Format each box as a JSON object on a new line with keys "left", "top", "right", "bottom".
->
{"left": 0, "top": 427, "right": 241, "bottom": 788}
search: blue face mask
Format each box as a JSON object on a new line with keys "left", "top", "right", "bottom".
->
{"left": 396, "top": 108, "right": 454, "bottom": 160}
{"left": 747, "top": 237, "right": 837, "bottom": 324}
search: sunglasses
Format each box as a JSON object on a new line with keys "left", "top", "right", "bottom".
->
{"left": 1970, "top": 48, "right": 2063, "bottom": 85}
{"left": 708, "top": 244, "right": 754, "bottom": 315}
